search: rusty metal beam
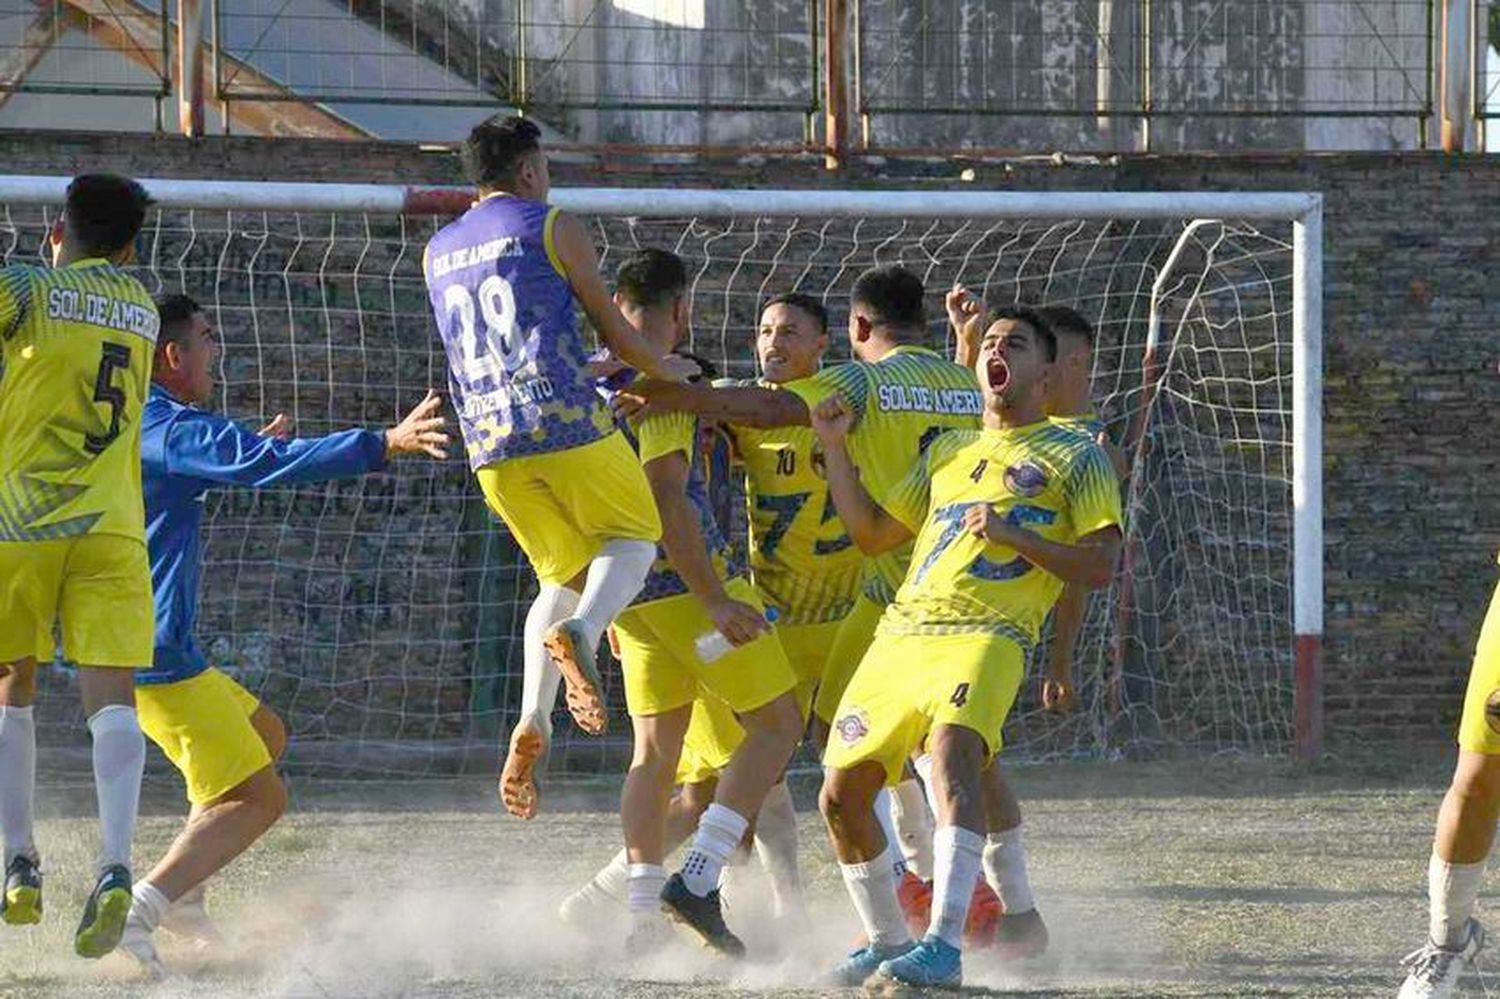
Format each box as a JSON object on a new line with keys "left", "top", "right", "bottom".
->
{"left": 0, "top": 3, "right": 64, "bottom": 110}
{"left": 61, "top": 0, "right": 370, "bottom": 139}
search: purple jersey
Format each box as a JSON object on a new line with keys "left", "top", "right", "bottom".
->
{"left": 423, "top": 194, "right": 613, "bottom": 468}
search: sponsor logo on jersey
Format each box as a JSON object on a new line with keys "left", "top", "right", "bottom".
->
{"left": 1003, "top": 460, "right": 1048, "bottom": 498}
{"left": 835, "top": 708, "right": 870, "bottom": 745}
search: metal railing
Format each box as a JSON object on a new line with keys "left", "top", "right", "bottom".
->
{"left": 0, "top": 0, "right": 1489, "bottom": 152}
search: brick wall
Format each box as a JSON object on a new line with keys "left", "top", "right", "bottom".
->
{"left": 9, "top": 132, "right": 1497, "bottom": 752}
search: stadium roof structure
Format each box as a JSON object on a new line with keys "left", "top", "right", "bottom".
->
{"left": 0, "top": 0, "right": 559, "bottom": 142}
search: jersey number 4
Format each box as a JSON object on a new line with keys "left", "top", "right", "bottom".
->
{"left": 84, "top": 342, "right": 131, "bottom": 455}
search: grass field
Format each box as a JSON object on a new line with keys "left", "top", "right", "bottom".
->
{"left": 0, "top": 751, "right": 1485, "bottom": 998}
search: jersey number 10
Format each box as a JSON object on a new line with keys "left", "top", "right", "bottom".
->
{"left": 444, "top": 275, "right": 527, "bottom": 384}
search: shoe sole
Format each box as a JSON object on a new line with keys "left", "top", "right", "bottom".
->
{"left": 499, "top": 726, "right": 544, "bottom": 820}
{"left": 75, "top": 887, "right": 131, "bottom": 958}
{"left": 2, "top": 886, "right": 41, "bottom": 925}
{"left": 543, "top": 625, "right": 608, "bottom": 736}
{"left": 867, "top": 970, "right": 963, "bottom": 995}
{"left": 659, "top": 899, "right": 746, "bottom": 959}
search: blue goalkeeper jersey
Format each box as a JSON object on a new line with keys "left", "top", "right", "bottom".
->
{"left": 138, "top": 384, "right": 388, "bottom": 686}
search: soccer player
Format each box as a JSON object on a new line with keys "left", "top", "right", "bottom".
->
{"left": 815, "top": 308, "right": 1122, "bottom": 988}
{"left": 0, "top": 174, "right": 158, "bottom": 959}
{"left": 115, "top": 293, "right": 448, "bottom": 976}
{"left": 562, "top": 292, "right": 859, "bottom": 930}
{"left": 617, "top": 266, "right": 982, "bottom": 887}
{"left": 423, "top": 117, "right": 696, "bottom": 820}
{"left": 1396, "top": 593, "right": 1500, "bottom": 994}
{"left": 587, "top": 249, "right": 802, "bottom": 956}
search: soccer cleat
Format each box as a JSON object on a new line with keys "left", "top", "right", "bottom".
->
{"left": 623, "top": 915, "right": 675, "bottom": 963}
{"left": 1, "top": 854, "right": 42, "bottom": 925}
{"left": 895, "top": 871, "right": 933, "bottom": 938}
{"left": 542, "top": 618, "right": 608, "bottom": 736}
{"left": 75, "top": 864, "right": 132, "bottom": 959}
{"left": 875, "top": 933, "right": 963, "bottom": 989}
{"left": 1398, "top": 919, "right": 1486, "bottom": 998}
{"left": 992, "top": 907, "right": 1050, "bottom": 961}
{"left": 499, "top": 713, "right": 548, "bottom": 819}
{"left": 659, "top": 872, "right": 744, "bottom": 958}
{"left": 159, "top": 886, "right": 224, "bottom": 950}
{"left": 827, "top": 941, "right": 916, "bottom": 987}
{"left": 120, "top": 910, "right": 170, "bottom": 980}
{"left": 964, "top": 878, "right": 1002, "bottom": 949}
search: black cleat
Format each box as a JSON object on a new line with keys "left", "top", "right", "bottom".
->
{"left": 75, "top": 864, "right": 132, "bottom": 958}
{"left": 659, "top": 873, "right": 744, "bottom": 958}
{"left": 2, "top": 853, "right": 42, "bottom": 925}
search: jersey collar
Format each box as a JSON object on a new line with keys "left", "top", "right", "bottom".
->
{"left": 63, "top": 257, "right": 112, "bottom": 270}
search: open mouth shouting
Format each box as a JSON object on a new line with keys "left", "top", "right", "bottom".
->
{"left": 986, "top": 354, "right": 1011, "bottom": 394}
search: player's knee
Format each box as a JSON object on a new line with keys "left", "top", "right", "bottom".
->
{"left": 743, "top": 691, "right": 803, "bottom": 746}
{"left": 252, "top": 706, "right": 288, "bottom": 761}
{"left": 1451, "top": 751, "right": 1500, "bottom": 804}
{"left": 819, "top": 770, "right": 876, "bottom": 835}
{"left": 0, "top": 659, "right": 37, "bottom": 705}
{"left": 679, "top": 779, "right": 717, "bottom": 817}
{"left": 259, "top": 771, "right": 289, "bottom": 824}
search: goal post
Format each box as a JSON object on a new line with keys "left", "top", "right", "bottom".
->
{"left": 0, "top": 177, "right": 1324, "bottom": 769}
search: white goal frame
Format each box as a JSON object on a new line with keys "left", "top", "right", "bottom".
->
{"left": 0, "top": 177, "right": 1324, "bottom": 760}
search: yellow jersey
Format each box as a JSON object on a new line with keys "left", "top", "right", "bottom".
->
{"left": 1050, "top": 410, "right": 1105, "bottom": 441}
{"left": 879, "top": 422, "right": 1122, "bottom": 647}
{"left": 0, "top": 260, "right": 158, "bottom": 543}
{"left": 786, "top": 346, "right": 982, "bottom": 604}
{"left": 719, "top": 378, "right": 864, "bottom": 626}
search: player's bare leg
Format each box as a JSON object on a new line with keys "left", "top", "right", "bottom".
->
{"left": 501, "top": 578, "right": 581, "bottom": 819}
{"left": 545, "top": 541, "right": 657, "bottom": 737}
{"left": 1399, "top": 749, "right": 1500, "bottom": 997}
{"left": 979, "top": 759, "right": 1047, "bottom": 958}
{"left": 662, "top": 690, "right": 801, "bottom": 955}
{"left": 619, "top": 705, "right": 691, "bottom": 946}
{"left": 122, "top": 705, "right": 289, "bottom": 978}
{"left": 820, "top": 760, "right": 915, "bottom": 984}
{"left": 0, "top": 658, "right": 40, "bottom": 926}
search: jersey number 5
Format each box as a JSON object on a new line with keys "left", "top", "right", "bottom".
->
{"left": 84, "top": 342, "right": 131, "bottom": 455}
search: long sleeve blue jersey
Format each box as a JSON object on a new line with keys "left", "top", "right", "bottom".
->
{"left": 138, "top": 384, "right": 387, "bottom": 685}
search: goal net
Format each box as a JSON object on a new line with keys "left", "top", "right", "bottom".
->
{"left": 5, "top": 181, "right": 1322, "bottom": 777}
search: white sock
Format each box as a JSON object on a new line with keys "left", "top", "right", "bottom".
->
{"left": 753, "top": 782, "right": 804, "bottom": 917}
{"left": 521, "top": 584, "right": 579, "bottom": 723}
{"left": 983, "top": 824, "right": 1036, "bottom": 915}
{"left": 840, "top": 847, "right": 913, "bottom": 948}
{"left": 873, "top": 788, "right": 908, "bottom": 878}
{"left": 129, "top": 879, "right": 171, "bottom": 933}
{"left": 1430, "top": 851, "right": 1487, "bottom": 948}
{"left": 680, "top": 802, "right": 748, "bottom": 897}
{"left": 575, "top": 539, "right": 656, "bottom": 649}
{"left": 913, "top": 753, "right": 942, "bottom": 818}
{"left": 627, "top": 862, "right": 666, "bottom": 923}
{"left": 929, "top": 825, "right": 985, "bottom": 948}
{"left": 890, "top": 777, "right": 935, "bottom": 880}
{"left": 89, "top": 704, "right": 145, "bottom": 872}
{"left": 592, "top": 848, "right": 631, "bottom": 902}
{"left": 0, "top": 705, "right": 37, "bottom": 863}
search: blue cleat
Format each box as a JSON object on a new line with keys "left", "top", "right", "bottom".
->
{"left": 876, "top": 933, "right": 963, "bottom": 989}
{"left": 827, "top": 940, "right": 916, "bottom": 987}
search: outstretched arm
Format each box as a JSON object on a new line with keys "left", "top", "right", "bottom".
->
{"left": 812, "top": 395, "right": 911, "bottom": 556}
{"left": 615, "top": 379, "right": 810, "bottom": 428}
{"left": 165, "top": 391, "right": 449, "bottom": 488}
{"left": 550, "top": 212, "right": 697, "bottom": 383}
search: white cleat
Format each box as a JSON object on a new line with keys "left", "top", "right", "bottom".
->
{"left": 558, "top": 880, "right": 621, "bottom": 932}
{"left": 120, "top": 911, "right": 170, "bottom": 981}
{"left": 1399, "top": 918, "right": 1485, "bottom": 998}
{"left": 159, "top": 889, "right": 224, "bottom": 951}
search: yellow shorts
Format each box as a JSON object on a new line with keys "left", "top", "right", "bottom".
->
{"left": 0, "top": 534, "right": 152, "bottom": 667}
{"left": 136, "top": 668, "right": 271, "bottom": 805}
{"left": 1458, "top": 579, "right": 1500, "bottom": 754}
{"left": 475, "top": 431, "right": 662, "bottom": 587}
{"left": 779, "top": 618, "right": 843, "bottom": 719}
{"left": 823, "top": 632, "right": 1026, "bottom": 786}
{"left": 676, "top": 695, "right": 743, "bottom": 786}
{"left": 614, "top": 576, "right": 797, "bottom": 717}
{"left": 813, "top": 594, "right": 885, "bottom": 723}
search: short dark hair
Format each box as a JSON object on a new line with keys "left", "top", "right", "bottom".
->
{"left": 761, "top": 292, "right": 828, "bottom": 333}
{"left": 986, "top": 304, "right": 1058, "bottom": 362}
{"left": 64, "top": 174, "right": 152, "bottom": 258}
{"left": 614, "top": 249, "right": 687, "bottom": 309}
{"left": 461, "top": 116, "right": 543, "bottom": 190}
{"left": 1036, "top": 304, "right": 1094, "bottom": 346}
{"left": 850, "top": 265, "right": 925, "bottom": 333}
{"left": 154, "top": 293, "right": 203, "bottom": 348}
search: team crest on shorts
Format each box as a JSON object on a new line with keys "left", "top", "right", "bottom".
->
{"left": 1003, "top": 461, "right": 1048, "bottom": 498}
{"left": 835, "top": 709, "right": 870, "bottom": 745}
{"left": 1485, "top": 689, "right": 1500, "bottom": 735}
